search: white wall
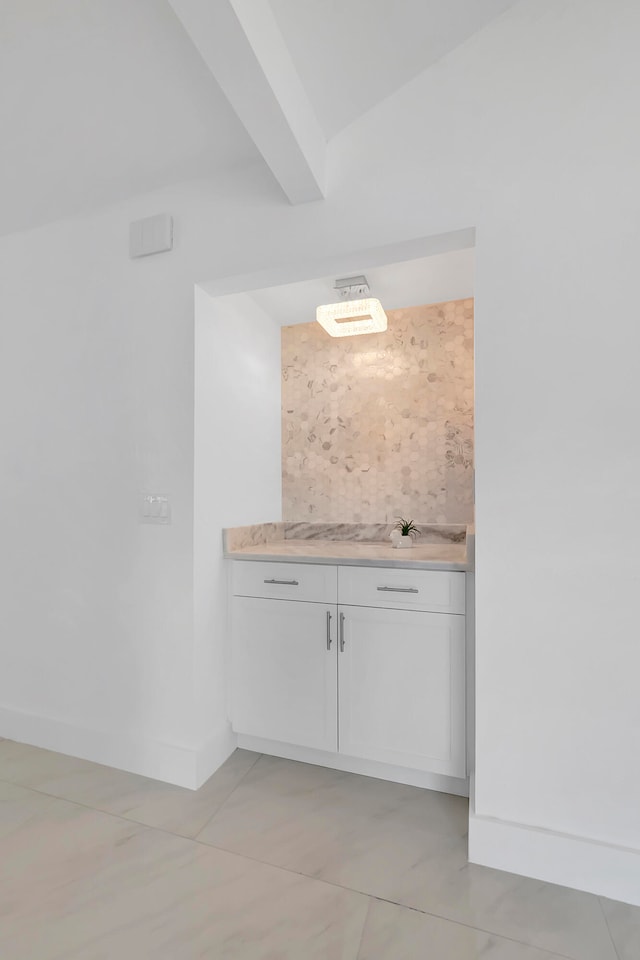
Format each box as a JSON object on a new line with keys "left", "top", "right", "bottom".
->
{"left": 193, "top": 289, "right": 282, "bottom": 784}
{"left": 0, "top": 163, "right": 291, "bottom": 786}
{"left": 0, "top": 193, "right": 200, "bottom": 783}
{"left": 248, "top": 246, "right": 475, "bottom": 327}
{"left": 322, "top": 0, "right": 640, "bottom": 902}
{"left": 0, "top": 0, "right": 639, "bottom": 901}
{"left": 255, "top": 2, "right": 640, "bottom": 892}
{"left": 306, "top": 4, "right": 640, "bottom": 893}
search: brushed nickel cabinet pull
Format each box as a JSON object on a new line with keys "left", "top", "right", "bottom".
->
{"left": 326, "top": 610, "right": 332, "bottom": 650}
{"left": 263, "top": 578, "right": 299, "bottom": 586}
{"left": 376, "top": 586, "right": 419, "bottom": 594}
{"left": 339, "top": 611, "right": 346, "bottom": 652}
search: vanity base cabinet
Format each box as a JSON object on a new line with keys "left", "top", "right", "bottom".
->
{"left": 229, "top": 561, "right": 468, "bottom": 786}
{"left": 337, "top": 605, "right": 466, "bottom": 778}
{"left": 231, "top": 596, "right": 338, "bottom": 753}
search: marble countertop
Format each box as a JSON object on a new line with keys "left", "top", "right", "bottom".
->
{"left": 224, "top": 537, "right": 469, "bottom": 571}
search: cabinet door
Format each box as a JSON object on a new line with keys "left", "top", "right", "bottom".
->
{"left": 338, "top": 605, "right": 465, "bottom": 777}
{"left": 231, "top": 597, "right": 337, "bottom": 752}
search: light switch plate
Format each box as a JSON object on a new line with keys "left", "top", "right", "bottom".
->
{"left": 139, "top": 494, "right": 171, "bottom": 524}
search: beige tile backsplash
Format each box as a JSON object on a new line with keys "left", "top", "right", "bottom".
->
{"left": 282, "top": 299, "right": 474, "bottom": 524}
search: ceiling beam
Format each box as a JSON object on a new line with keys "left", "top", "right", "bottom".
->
{"left": 169, "top": 0, "right": 325, "bottom": 204}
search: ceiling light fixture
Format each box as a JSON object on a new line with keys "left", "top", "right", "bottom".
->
{"left": 316, "top": 275, "right": 387, "bottom": 338}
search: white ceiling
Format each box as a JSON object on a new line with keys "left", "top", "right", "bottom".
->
{"left": 248, "top": 247, "right": 475, "bottom": 326}
{"left": 0, "top": 0, "right": 257, "bottom": 236}
{"left": 0, "top": 0, "right": 519, "bottom": 235}
{"left": 269, "top": 0, "right": 519, "bottom": 138}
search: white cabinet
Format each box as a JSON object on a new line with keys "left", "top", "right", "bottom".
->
{"left": 337, "top": 605, "right": 466, "bottom": 777}
{"left": 231, "top": 596, "right": 337, "bottom": 752}
{"left": 233, "top": 560, "right": 337, "bottom": 604}
{"left": 338, "top": 566, "right": 465, "bottom": 614}
{"left": 230, "top": 561, "right": 467, "bottom": 782}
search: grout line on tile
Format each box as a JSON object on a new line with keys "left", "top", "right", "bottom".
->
{"left": 0, "top": 773, "right": 581, "bottom": 960}
{"left": 192, "top": 750, "right": 263, "bottom": 840}
{"left": 0, "top": 750, "right": 262, "bottom": 840}
{"left": 0, "top": 747, "right": 262, "bottom": 837}
{"left": 598, "top": 897, "right": 622, "bottom": 960}
{"left": 184, "top": 834, "right": 579, "bottom": 960}
{"left": 354, "top": 894, "right": 576, "bottom": 960}
{"left": 0, "top": 774, "right": 159, "bottom": 827}
{"left": 0, "top": 754, "right": 604, "bottom": 960}
{"left": 354, "top": 896, "right": 375, "bottom": 960}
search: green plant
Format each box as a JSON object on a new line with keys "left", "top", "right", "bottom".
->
{"left": 394, "top": 517, "right": 420, "bottom": 538}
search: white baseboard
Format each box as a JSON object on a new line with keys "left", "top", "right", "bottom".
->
{"left": 236, "top": 734, "right": 469, "bottom": 797}
{"left": 0, "top": 705, "right": 235, "bottom": 791}
{"left": 469, "top": 808, "right": 640, "bottom": 907}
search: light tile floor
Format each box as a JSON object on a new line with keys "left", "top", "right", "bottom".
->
{"left": 0, "top": 741, "right": 637, "bottom": 959}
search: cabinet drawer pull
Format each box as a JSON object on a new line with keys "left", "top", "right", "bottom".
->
{"left": 263, "top": 578, "right": 299, "bottom": 586}
{"left": 376, "top": 586, "right": 419, "bottom": 594}
{"left": 339, "top": 612, "right": 346, "bottom": 652}
{"left": 326, "top": 610, "right": 332, "bottom": 650}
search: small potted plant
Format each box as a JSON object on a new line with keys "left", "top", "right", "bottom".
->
{"left": 391, "top": 518, "right": 420, "bottom": 549}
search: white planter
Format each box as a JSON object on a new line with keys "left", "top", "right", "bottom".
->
{"left": 398, "top": 535, "right": 414, "bottom": 549}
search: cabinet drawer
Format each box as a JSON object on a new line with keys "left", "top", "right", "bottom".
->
{"left": 338, "top": 566, "right": 464, "bottom": 614}
{"left": 232, "top": 560, "right": 337, "bottom": 603}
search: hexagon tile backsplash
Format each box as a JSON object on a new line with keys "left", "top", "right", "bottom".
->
{"left": 282, "top": 298, "right": 474, "bottom": 524}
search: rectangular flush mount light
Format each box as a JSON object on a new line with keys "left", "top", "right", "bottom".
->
{"left": 316, "top": 298, "right": 387, "bottom": 338}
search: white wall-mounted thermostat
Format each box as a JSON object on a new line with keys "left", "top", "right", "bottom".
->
{"left": 129, "top": 214, "right": 173, "bottom": 259}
